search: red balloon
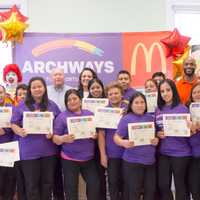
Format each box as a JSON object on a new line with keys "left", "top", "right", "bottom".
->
{"left": 160, "top": 28, "right": 190, "bottom": 58}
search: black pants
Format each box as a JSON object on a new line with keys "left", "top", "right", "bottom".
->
{"left": 62, "top": 159, "right": 100, "bottom": 200}
{"left": 15, "top": 161, "right": 26, "bottom": 200}
{"left": 20, "top": 155, "right": 58, "bottom": 200}
{"left": 189, "top": 157, "right": 200, "bottom": 200}
{"left": 123, "top": 161, "right": 156, "bottom": 200}
{"left": 158, "top": 155, "right": 191, "bottom": 200}
{"left": 107, "top": 158, "right": 123, "bottom": 200}
{"left": 0, "top": 166, "right": 16, "bottom": 200}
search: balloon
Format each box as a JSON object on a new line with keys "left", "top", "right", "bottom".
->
{"left": 172, "top": 46, "right": 190, "bottom": 79}
{"left": 0, "top": 12, "right": 28, "bottom": 43}
{"left": 160, "top": 28, "right": 190, "bottom": 58}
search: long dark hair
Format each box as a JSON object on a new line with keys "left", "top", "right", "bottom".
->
{"left": 88, "top": 78, "right": 106, "bottom": 98}
{"left": 157, "top": 79, "right": 180, "bottom": 110}
{"left": 78, "top": 68, "right": 97, "bottom": 97}
{"left": 64, "top": 89, "right": 82, "bottom": 111}
{"left": 25, "top": 77, "right": 48, "bottom": 111}
{"left": 127, "top": 92, "right": 147, "bottom": 114}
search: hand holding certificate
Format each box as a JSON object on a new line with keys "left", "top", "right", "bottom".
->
{"left": 128, "top": 122, "right": 155, "bottom": 146}
{"left": 23, "top": 112, "right": 53, "bottom": 134}
{"left": 163, "top": 114, "right": 191, "bottom": 137}
{"left": 67, "top": 116, "right": 96, "bottom": 139}
{"left": 82, "top": 98, "right": 109, "bottom": 113}
{"left": 0, "top": 107, "right": 12, "bottom": 128}
{"left": 95, "top": 107, "right": 123, "bottom": 129}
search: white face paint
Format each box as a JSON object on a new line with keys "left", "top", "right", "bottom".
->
{"left": 5, "top": 71, "right": 18, "bottom": 85}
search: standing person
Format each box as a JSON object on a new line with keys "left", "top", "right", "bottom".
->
{"left": 187, "top": 82, "right": 200, "bottom": 200}
{"left": 0, "top": 85, "right": 16, "bottom": 200}
{"left": 53, "top": 89, "right": 100, "bottom": 200}
{"left": 117, "top": 70, "right": 136, "bottom": 102}
{"left": 88, "top": 78, "right": 107, "bottom": 200}
{"left": 114, "top": 92, "right": 159, "bottom": 200}
{"left": 47, "top": 67, "right": 70, "bottom": 200}
{"left": 98, "top": 82, "right": 127, "bottom": 200}
{"left": 155, "top": 79, "right": 191, "bottom": 200}
{"left": 14, "top": 83, "right": 28, "bottom": 106}
{"left": 78, "top": 68, "right": 97, "bottom": 98}
{"left": 48, "top": 67, "right": 72, "bottom": 112}
{"left": 11, "top": 77, "right": 61, "bottom": 200}
{"left": 152, "top": 72, "right": 166, "bottom": 86}
{"left": 176, "top": 57, "right": 198, "bottom": 104}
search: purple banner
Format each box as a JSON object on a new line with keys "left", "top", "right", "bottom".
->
{"left": 13, "top": 33, "right": 122, "bottom": 87}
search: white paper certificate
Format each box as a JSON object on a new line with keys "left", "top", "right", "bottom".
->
{"left": 128, "top": 122, "right": 155, "bottom": 146}
{"left": 82, "top": 98, "right": 109, "bottom": 113}
{"left": 163, "top": 114, "right": 190, "bottom": 137}
{"left": 23, "top": 112, "right": 54, "bottom": 134}
{"left": 0, "top": 107, "right": 12, "bottom": 128}
{"left": 190, "top": 102, "right": 200, "bottom": 122}
{"left": 67, "top": 116, "right": 96, "bottom": 139}
{"left": 145, "top": 92, "right": 157, "bottom": 113}
{"left": 0, "top": 141, "right": 20, "bottom": 167}
{"left": 95, "top": 107, "right": 123, "bottom": 129}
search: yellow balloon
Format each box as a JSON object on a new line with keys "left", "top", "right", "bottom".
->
{"left": 172, "top": 46, "right": 190, "bottom": 79}
{"left": 0, "top": 12, "right": 28, "bottom": 43}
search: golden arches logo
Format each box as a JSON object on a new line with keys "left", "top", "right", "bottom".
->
{"left": 131, "top": 42, "right": 167, "bottom": 75}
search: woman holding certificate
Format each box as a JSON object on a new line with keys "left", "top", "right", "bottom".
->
{"left": 155, "top": 79, "right": 191, "bottom": 200}
{"left": 114, "top": 92, "right": 158, "bottom": 200}
{"left": 187, "top": 82, "right": 200, "bottom": 200}
{"left": 98, "top": 82, "right": 127, "bottom": 200}
{"left": 11, "top": 77, "right": 61, "bottom": 200}
{"left": 53, "top": 89, "right": 100, "bottom": 200}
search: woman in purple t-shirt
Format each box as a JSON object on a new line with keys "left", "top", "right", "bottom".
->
{"left": 53, "top": 89, "right": 100, "bottom": 200}
{"left": 11, "top": 77, "right": 61, "bottom": 200}
{"left": 155, "top": 79, "right": 191, "bottom": 200}
{"left": 187, "top": 82, "right": 200, "bottom": 200}
{"left": 114, "top": 92, "right": 159, "bottom": 200}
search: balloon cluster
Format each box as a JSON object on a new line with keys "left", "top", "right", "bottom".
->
{"left": 0, "top": 5, "right": 28, "bottom": 43}
{"left": 160, "top": 28, "right": 191, "bottom": 79}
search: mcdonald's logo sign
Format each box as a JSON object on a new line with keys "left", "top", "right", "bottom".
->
{"left": 130, "top": 42, "right": 167, "bottom": 75}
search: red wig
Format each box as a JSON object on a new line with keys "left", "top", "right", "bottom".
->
{"left": 3, "top": 64, "right": 22, "bottom": 83}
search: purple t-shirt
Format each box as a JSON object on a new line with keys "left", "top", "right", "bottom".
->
{"left": 117, "top": 113, "right": 156, "bottom": 165}
{"left": 0, "top": 103, "right": 14, "bottom": 144}
{"left": 123, "top": 87, "right": 136, "bottom": 102}
{"left": 190, "top": 131, "right": 200, "bottom": 157}
{"left": 155, "top": 104, "right": 191, "bottom": 157}
{"left": 11, "top": 100, "right": 61, "bottom": 160}
{"left": 104, "top": 103, "right": 127, "bottom": 158}
{"left": 54, "top": 109, "right": 95, "bottom": 161}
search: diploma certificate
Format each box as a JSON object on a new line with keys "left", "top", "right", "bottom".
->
{"left": 0, "top": 141, "right": 20, "bottom": 167}
{"left": 128, "top": 122, "right": 155, "bottom": 146}
{"left": 94, "top": 107, "right": 123, "bottom": 129}
{"left": 190, "top": 102, "right": 200, "bottom": 122}
{"left": 82, "top": 98, "right": 109, "bottom": 113}
{"left": 23, "top": 112, "right": 53, "bottom": 134}
{"left": 0, "top": 107, "right": 12, "bottom": 128}
{"left": 67, "top": 115, "right": 96, "bottom": 139}
{"left": 163, "top": 114, "right": 190, "bottom": 137}
{"left": 145, "top": 92, "right": 157, "bottom": 113}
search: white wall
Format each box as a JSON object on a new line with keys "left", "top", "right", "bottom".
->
{"left": 26, "top": 0, "right": 168, "bottom": 33}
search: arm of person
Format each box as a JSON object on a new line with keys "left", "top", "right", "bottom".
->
{"left": 11, "top": 123, "right": 27, "bottom": 137}
{"left": 114, "top": 133, "right": 134, "bottom": 148}
{"left": 53, "top": 134, "right": 75, "bottom": 145}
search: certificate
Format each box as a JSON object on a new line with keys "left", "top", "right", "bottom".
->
{"left": 163, "top": 114, "right": 190, "bottom": 137}
{"left": 67, "top": 115, "right": 96, "bottom": 139}
{"left": 0, "top": 141, "right": 20, "bottom": 167}
{"left": 145, "top": 92, "right": 157, "bottom": 113}
{"left": 128, "top": 122, "right": 155, "bottom": 146}
{"left": 190, "top": 102, "right": 200, "bottom": 122}
{"left": 94, "top": 107, "right": 123, "bottom": 129}
{"left": 23, "top": 112, "right": 54, "bottom": 134}
{"left": 82, "top": 98, "right": 109, "bottom": 113}
{"left": 0, "top": 107, "right": 12, "bottom": 128}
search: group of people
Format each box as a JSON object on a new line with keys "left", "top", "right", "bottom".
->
{"left": 0, "top": 56, "right": 199, "bottom": 200}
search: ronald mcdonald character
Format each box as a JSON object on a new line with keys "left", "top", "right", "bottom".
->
{"left": 3, "top": 64, "right": 22, "bottom": 100}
